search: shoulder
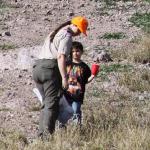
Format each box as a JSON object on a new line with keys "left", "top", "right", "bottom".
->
{"left": 81, "top": 62, "right": 91, "bottom": 76}
{"left": 81, "top": 61, "right": 90, "bottom": 69}
{"left": 56, "top": 28, "right": 72, "bottom": 39}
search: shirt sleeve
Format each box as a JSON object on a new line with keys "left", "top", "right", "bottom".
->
{"left": 58, "top": 36, "right": 72, "bottom": 56}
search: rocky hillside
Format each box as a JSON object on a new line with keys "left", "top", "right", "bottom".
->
{"left": 0, "top": 0, "right": 150, "bottom": 149}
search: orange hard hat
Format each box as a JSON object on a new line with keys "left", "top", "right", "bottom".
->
{"left": 71, "top": 16, "right": 88, "bottom": 36}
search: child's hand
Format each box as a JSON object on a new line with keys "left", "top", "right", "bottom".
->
{"left": 88, "top": 74, "right": 95, "bottom": 83}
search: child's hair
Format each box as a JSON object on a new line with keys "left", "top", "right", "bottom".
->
{"left": 72, "top": 41, "right": 84, "bottom": 53}
{"left": 68, "top": 41, "right": 84, "bottom": 61}
{"left": 50, "top": 21, "right": 71, "bottom": 42}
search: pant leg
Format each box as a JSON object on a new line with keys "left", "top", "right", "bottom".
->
{"left": 72, "top": 101, "right": 82, "bottom": 124}
{"left": 72, "top": 101, "right": 81, "bottom": 114}
{"left": 33, "top": 59, "right": 62, "bottom": 136}
{"left": 34, "top": 82, "right": 45, "bottom": 135}
{"left": 42, "top": 79, "right": 60, "bottom": 134}
{"left": 35, "top": 80, "right": 59, "bottom": 136}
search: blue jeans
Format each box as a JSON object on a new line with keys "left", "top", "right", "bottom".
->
{"left": 72, "top": 101, "right": 82, "bottom": 124}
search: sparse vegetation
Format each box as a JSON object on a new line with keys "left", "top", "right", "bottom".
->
{"left": 95, "top": 0, "right": 115, "bottom": 6}
{"left": 0, "top": 44, "right": 17, "bottom": 50}
{"left": 111, "top": 35, "right": 150, "bottom": 63}
{"left": 128, "top": 36, "right": 150, "bottom": 63}
{"left": 0, "top": 0, "right": 6, "bottom": 8}
{"left": 130, "top": 36, "right": 142, "bottom": 44}
{"left": 110, "top": 48, "right": 129, "bottom": 61}
{"left": 118, "top": 69, "right": 150, "bottom": 92}
{"left": 129, "top": 13, "right": 150, "bottom": 33}
{"left": 97, "top": 63, "right": 133, "bottom": 81}
{"left": 0, "top": 1, "right": 10, "bottom": 12}
{"left": 93, "top": 0, "right": 134, "bottom": 6}
{"left": 144, "top": 0, "right": 150, "bottom": 3}
{"left": 0, "top": 108, "right": 11, "bottom": 112}
{"left": 101, "top": 63, "right": 132, "bottom": 73}
{"left": 2, "top": 91, "right": 149, "bottom": 150}
{"left": 0, "top": 128, "right": 28, "bottom": 150}
{"left": 100, "top": 32, "right": 126, "bottom": 39}
{"left": 29, "top": 105, "right": 41, "bottom": 112}
{"left": 0, "top": 1, "right": 20, "bottom": 14}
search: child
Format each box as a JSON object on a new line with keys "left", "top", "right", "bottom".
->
{"left": 64, "top": 41, "right": 95, "bottom": 125}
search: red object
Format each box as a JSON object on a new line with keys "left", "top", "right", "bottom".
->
{"left": 91, "top": 64, "right": 100, "bottom": 75}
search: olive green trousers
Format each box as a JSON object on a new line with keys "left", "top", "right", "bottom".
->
{"left": 33, "top": 59, "right": 62, "bottom": 136}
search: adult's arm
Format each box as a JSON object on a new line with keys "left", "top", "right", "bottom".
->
{"left": 57, "top": 53, "right": 68, "bottom": 89}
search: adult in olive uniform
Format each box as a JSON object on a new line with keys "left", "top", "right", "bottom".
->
{"left": 33, "top": 16, "right": 88, "bottom": 138}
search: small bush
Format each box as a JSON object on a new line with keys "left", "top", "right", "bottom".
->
{"left": 100, "top": 63, "right": 132, "bottom": 73}
{"left": 145, "top": 0, "right": 150, "bottom": 3}
{"left": 97, "top": 63, "right": 133, "bottom": 81}
{"left": 100, "top": 32, "right": 126, "bottom": 39}
{"left": 0, "top": 108, "right": 11, "bottom": 112}
{"left": 29, "top": 105, "right": 40, "bottom": 112}
{"left": 0, "top": 0, "right": 5, "bottom": 8}
{"left": 0, "top": 44, "right": 16, "bottom": 50}
{"left": 0, "top": 1, "right": 9, "bottom": 10}
{"left": 129, "top": 13, "right": 150, "bottom": 33}
{"left": 0, "top": 1, "right": 20, "bottom": 14}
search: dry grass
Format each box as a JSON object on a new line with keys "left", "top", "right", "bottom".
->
{"left": 0, "top": 128, "right": 28, "bottom": 150}
{"left": 128, "top": 36, "right": 150, "bottom": 63}
{"left": 1, "top": 85, "right": 150, "bottom": 150}
{"left": 111, "top": 35, "right": 150, "bottom": 63}
{"left": 118, "top": 69, "right": 150, "bottom": 92}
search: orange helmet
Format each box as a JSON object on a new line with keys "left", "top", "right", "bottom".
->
{"left": 71, "top": 16, "right": 88, "bottom": 36}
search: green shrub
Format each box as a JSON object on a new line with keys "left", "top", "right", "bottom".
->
{"left": 129, "top": 13, "right": 150, "bottom": 33}
{"left": 100, "top": 32, "right": 126, "bottom": 39}
{"left": 0, "top": 1, "right": 19, "bottom": 14}
{"left": 0, "top": 0, "right": 5, "bottom": 8}
{"left": 97, "top": 63, "right": 133, "bottom": 81}
{"left": 0, "top": 44, "right": 16, "bottom": 50}
{"left": 145, "top": 0, "right": 150, "bottom": 3}
{"left": 0, "top": 108, "right": 11, "bottom": 112}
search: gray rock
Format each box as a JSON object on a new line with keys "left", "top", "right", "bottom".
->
{"left": 2, "top": 31, "right": 11, "bottom": 36}
{"left": 92, "top": 50, "right": 113, "bottom": 62}
{"left": 46, "top": 10, "right": 52, "bottom": 15}
{"left": 68, "top": 12, "right": 75, "bottom": 17}
{"left": 139, "top": 95, "right": 144, "bottom": 101}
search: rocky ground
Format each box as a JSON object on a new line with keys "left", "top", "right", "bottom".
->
{"left": 0, "top": 0, "right": 150, "bottom": 142}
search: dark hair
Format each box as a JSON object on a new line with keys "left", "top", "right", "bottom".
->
{"left": 72, "top": 41, "right": 84, "bottom": 53}
{"left": 68, "top": 41, "right": 84, "bottom": 61}
{"left": 50, "top": 21, "right": 71, "bottom": 42}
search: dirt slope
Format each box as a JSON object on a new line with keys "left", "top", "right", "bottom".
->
{"left": 0, "top": 0, "right": 149, "bottom": 141}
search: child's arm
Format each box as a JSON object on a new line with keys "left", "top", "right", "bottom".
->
{"left": 87, "top": 74, "right": 95, "bottom": 83}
